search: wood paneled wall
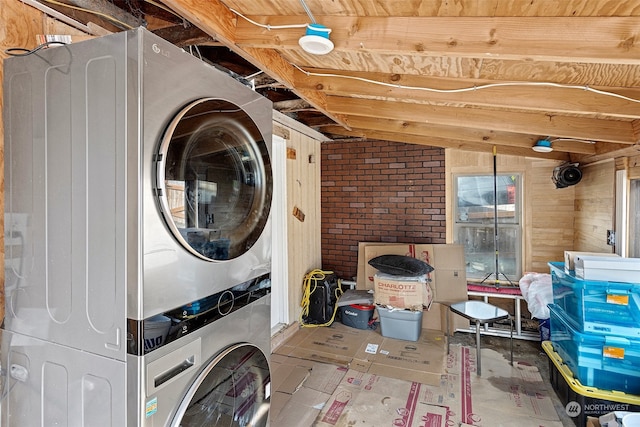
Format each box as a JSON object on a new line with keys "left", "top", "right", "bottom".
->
{"left": 526, "top": 159, "right": 579, "bottom": 271}
{"left": 445, "top": 149, "right": 579, "bottom": 275}
{"left": 274, "top": 117, "right": 323, "bottom": 323}
{"left": 574, "top": 160, "right": 616, "bottom": 253}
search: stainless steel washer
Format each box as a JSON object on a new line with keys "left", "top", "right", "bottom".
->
{"left": 2, "top": 27, "right": 272, "bottom": 426}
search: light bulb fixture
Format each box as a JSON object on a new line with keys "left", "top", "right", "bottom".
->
{"left": 299, "top": 23, "right": 334, "bottom": 55}
{"left": 532, "top": 138, "right": 553, "bottom": 153}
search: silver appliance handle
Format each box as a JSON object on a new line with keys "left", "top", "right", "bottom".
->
{"left": 146, "top": 338, "right": 201, "bottom": 394}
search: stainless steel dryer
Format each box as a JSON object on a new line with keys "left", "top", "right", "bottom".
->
{"left": 2, "top": 27, "right": 272, "bottom": 426}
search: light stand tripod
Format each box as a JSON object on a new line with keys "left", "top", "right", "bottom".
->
{"left": 480, "top": 146, "right": 515, "bottom": 289}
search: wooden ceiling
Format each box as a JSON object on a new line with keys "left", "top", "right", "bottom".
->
{"left": 34, "top": 0, "right": 640, "bottom": 163}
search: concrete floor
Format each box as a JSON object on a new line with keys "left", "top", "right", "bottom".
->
{"left": 450, "top": 331, "right": 575, "bottom": 427}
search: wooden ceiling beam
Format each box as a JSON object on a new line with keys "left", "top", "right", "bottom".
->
{"left": 573, "top": 144, "right": 640, "bottom": 163}
{"left": 235, "top": 16, "right": 640, "bottom": 64}
{"left": 323, "top": 126, "right": 571, "bottom": 160}
{"left": 294, "top": 69, "right": 640, "bottom": 120}
{"left": 284, "top": 53, "right": 640, "bottom": 88}
{"left": 215, "top": 0, "right": 640, "bottom": 17}
{"left": 161, "top": 0, "right": 350, "bottom": 129}
{"left": 326, "top": 96, "right": 637, "bottom": 144}
{"left": 336, "top": 116, "right": 597, "bottom": 154}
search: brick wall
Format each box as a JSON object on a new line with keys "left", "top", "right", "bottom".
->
{"left": 321, "top": 139, "right": 446, "bottom": 280}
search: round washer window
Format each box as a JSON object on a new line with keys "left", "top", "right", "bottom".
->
{"left": 156, "top": 99, "right": 272, "bottom": 261}
{"left": 171, "top": 344, "right": 270, "bottom": 427}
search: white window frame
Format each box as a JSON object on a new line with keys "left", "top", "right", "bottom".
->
{"left": 453, "top": 173, "right": 523, "bottom": 282}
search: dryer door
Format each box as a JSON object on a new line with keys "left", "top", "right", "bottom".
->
{"left": 171, "top": 343, "right": 270, "bottom": 427}
{"left": 157, "top": 98, "right": 272, "bottom": 261}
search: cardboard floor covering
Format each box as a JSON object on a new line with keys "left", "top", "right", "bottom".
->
{"left": 272, "top": 343, "right": 563, "bottom": 427}
{"left": 314, "top": 344, "right": 563, "bottom": 427}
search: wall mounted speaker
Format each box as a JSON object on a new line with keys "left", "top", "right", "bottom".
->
{"left": 552, "top": 162, "right": 582, "bottom": 188}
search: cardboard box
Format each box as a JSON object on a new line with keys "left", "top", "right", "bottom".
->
{"left": 361, "top": 243, "right": 466, "bottom": 297}
{"left": 431, "top": 269, "right": 470, "bottom": 333}
{"left": 422, "top": 302, "right": 444, "bottom": 330}
{"left": 361, "top": 243, "right": 468, "bottom": 332}
{"left": 373, "top": 273, "right": 432, "bottom": 310}
{"left": 363, "top": 243, "right": 435, "bottom": 290}
{"left": 564, "top": 251, "right": 619, "bottom": 272}
{"left": 274, "top": 323, "right": 447, "bottom": 388}
{"left": 575, "top": 256, "right": 640, "bottom": 283}
{"left": 273, "top": 322, "right": 376, "bottom": 366}
{"left": 351, "top": 329, "right": 446, "bottom": 386}
{"left": 430, "top": 244, "right": 466, "bottom": 300}
{"left": 421, "top": 301, "right": 469, "bottom": 335}
{"left": 586, "top": 417, "right": 602, "bottom": 427}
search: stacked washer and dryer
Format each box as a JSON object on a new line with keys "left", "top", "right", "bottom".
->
{"left": 2, "top": 28, "right": 273, "bottom": 426}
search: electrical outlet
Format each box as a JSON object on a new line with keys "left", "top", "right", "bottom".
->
{"left": 607, "top": 229, "right": 615, "bottom": 246}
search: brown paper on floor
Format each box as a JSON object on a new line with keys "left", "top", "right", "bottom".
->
{"left": 270, "top": 356, "right": 348, "bottom": 427}
{"left": 315, "top": 344, "right": 563, "bottom": 427}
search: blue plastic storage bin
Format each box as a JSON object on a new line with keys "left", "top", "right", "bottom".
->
{"left": 549, "top": 304, "right": 640, "bottom": 395}
{"left": 549, "top": 262, "right": 640, "bottom": 338}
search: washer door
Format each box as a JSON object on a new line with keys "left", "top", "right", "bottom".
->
{"left": 157, "top": 98, "right": 272, "bottom": 261}
{"left": 171, "top": 343, "right": 270, "bottom": 427}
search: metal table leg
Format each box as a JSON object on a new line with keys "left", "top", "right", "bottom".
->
{"left": 510, "top": 315, "right": 514, "bottom": 366}
{"left": 446, "top": 305, "right": 451, "bottom": 356}
{"left": 449, "top": 300, "right": 511, "bottom": 377}
{"left": 476, "top": 319, "right": 482, "bottom": 376}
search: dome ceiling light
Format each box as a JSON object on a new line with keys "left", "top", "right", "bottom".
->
{"left": 298, "top": 0, "right": 334, "bottom": 55}
{"left": 299, "top": 23, "right": 334, "bottom": 55}
{"left": 532, "top": 138, "right": 553, "bottom": 153}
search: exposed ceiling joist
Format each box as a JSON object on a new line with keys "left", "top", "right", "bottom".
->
{"left": 234, "top": 16, "right": 640, "bottom": 64}
{"left": 330, "top": 116, "right": 598, "bottom": 155}
{"left": 294, "top": 69, "right": 640, "bottom": 120}
{"left": 323, "top": 126, "right": 572, "bottom": 160}
{"left": 38, "top": 0, "right": 640, "bottom": 162}
{"left": 326, "top": 96, "right": 637, "bottom": 144}
{"left": 161, "top": 0, "right": 350, "bottom": 129}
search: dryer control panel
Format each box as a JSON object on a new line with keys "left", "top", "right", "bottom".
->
{"left": 127, "top": 273, "right": 271, "bottom": 356}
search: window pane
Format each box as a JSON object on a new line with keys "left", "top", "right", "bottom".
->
{"left": 456, "top": 175, "right": 518, "bottom": 224}
{"left": 457, "top": 225, "right": 520, "bottom": 280}
{"left": 454, "top": 174, "right": 522, "bottom": 281}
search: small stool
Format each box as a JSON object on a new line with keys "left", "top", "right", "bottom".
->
{"left": 446, "top": 300, "right": 513, "bottom": 376}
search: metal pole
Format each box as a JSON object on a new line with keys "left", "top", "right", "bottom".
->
{"left": 480, "top": 146, "right": 514, "bottom": 287}
{"left": 493, "top": 146, "right": 500, "bottom": 288}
